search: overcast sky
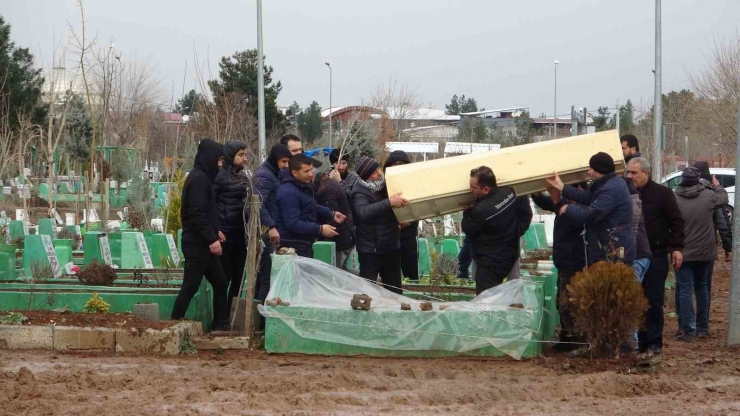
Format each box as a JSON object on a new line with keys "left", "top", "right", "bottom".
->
{"left": 2, "top": 0, "right": 739, "bottom": 117}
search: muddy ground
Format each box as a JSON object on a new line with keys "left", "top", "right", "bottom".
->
{"left": 1, "top": 261, "right": 740, "bottom": 415}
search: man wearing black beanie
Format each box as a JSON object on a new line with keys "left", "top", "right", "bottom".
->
{"left": 547, "top": 151, "right": 635, "bottom": 265}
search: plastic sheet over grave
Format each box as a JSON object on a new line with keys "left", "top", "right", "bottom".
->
{"left": 258, "top": 255, "right": 546, "bottom": 360}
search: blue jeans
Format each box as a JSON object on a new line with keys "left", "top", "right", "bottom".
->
{"left": 675, "top": 261, "right": 712, "bottom": 335}
{"left": 632, "top": 258, "right": 651, "bottom": 284}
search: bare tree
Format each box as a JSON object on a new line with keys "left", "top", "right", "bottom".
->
{"left": 690, "top": 33, "right": 740, "bottom": 155}
{"left": 368, "top": 78, "right": 422, "bottom": 142}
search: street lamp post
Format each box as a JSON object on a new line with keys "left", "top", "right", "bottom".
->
{"left": 256, "top": 0, "right": 267, "bottom": 161}
{"left": 554, "top": 60, "right": 559, "bottom": 140}
{"left": 325, "top": 61, "right": 332, "bottom": 148}
{"left": 653, "top": 0, "right": 663, "bottom": 181}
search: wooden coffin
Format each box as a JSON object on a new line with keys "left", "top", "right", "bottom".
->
{"left": 386, "top": 130, "right": 624, "bottom": 223}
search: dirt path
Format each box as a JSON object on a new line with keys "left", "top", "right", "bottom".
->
{"left": 2, "top": 262, "right": 740, "bottom": 415}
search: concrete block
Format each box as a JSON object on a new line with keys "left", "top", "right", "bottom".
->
{"left": 172, "top": 321, "right": 204, "bottom": 338}
{"left": 53, "top": 326, "right": 115, "bottom": 351}
{"left": 0, "top": 325, "right": 53, "bottom": 350}
{"left": 115, "top": 327, "right": 180, "bottom": 355}
{"left": 194, "top": 336, "right": 250, "bottom": 350}
{"left": 133, "top": 303, "right": 160, "bottom": 322}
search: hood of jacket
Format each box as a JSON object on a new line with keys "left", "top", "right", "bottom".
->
{"left": 383, "top": 150, "right": 411, "bottom": 171}
{"left": 194, "top": 139, "right": 224, "bottom": 182}
{"left": 676, "top": 183, "right": 705, "bottom": 199}
{"left": 223, "top": 140, "right": 246, "bottom": 170}
{"left": 267, "top": 143, "right": 292, "bottom": 172}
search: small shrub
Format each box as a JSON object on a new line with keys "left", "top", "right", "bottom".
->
{"left": 431, "top": 252, "right": 459, "bottom": 285}
{"left": 126, "top": 209, "right": 149, "bottom": 231}
{"left": 566, "top": 262, "right": 649, "bottom": 358}
{"left": 0, "top": 312, "right": 28, "bottom": 325}
{"left": 83, "top": 293, "right": 110, "bottom": 313}
{"left": 77, "top": 260, "right": 117, "bottom": 286}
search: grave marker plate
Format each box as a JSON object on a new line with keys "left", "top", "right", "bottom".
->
{"left": 99, "top": 235, "right": 113, "bottom": 265}
{"left": 136, "top": 233, "right": 154, "bottom": 268}
{"left": 165, "top": 234, "right": 180, "bottom": 265}
{"left": 41, "top": 235, "right": 62, "bottom": 278}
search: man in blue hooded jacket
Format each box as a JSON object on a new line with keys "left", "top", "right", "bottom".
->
{"left": 276, "top": 153, "right": 345, "bottom": 257}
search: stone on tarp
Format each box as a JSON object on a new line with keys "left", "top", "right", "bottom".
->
{"left": 351, "top": 294, "right": 372, "bottom": 311}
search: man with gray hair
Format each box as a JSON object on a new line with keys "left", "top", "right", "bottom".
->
{"left": 626, "top": 156, "right": 685, "bottom": 355}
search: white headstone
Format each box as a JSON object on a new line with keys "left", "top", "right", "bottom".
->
{"left": 2, "top": 186, "right": 10, "bottom": 195}
{"left": 65, "top": 213, "right": 76, "bottom": 226}
{"left": 41, "top": 235, "right": 62, "bottom": 278}
{"left": 136, "top": 233, "right": 154, "bottom": 268}
{"left": 117, "top": 211, "right": 125, "bottom": 221}
{"left": 165, "top": 233, "right": 180, "bottom": 265}
{"left": 75, "top": 225, "right": 82, "bottom": 236}
{"left": 98, "top": 235, "right": 113, "bottom": 265}
{"left": 52, "top": 209, "right": 64, "bottom": 225}
{"left": 89, "top": 209, "right": 99, "bottom": 222}
{"left": 14, "top": 209, "right": 24, "bottom": 221}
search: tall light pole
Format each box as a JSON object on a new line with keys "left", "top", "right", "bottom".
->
{"left": 728, "top": 104, "right": 740, "bottom": 345}
{"left": 325, "top": 61, "right": 332, "bottom": 148}
{"left": 652, "top": 0, "right": 663, "bottom": 181}
{"left": 553, "top": 60, "right": 559, "bottom": 140}
{"left": 256, "top": 0, "right": 267, "bottom": 161}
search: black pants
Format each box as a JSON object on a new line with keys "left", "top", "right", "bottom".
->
{"left": 458, "top": 237, "right": 472, "bottom": 279}
{"left": 255, "top": 240, "right": 274, "bottom": 302}
{"left": 359, "top": 251, "right": 403, "bottom": 294}
{"left": 556, "top": 268, "right": 581, "bottom": 340}
{"left": 171, "top": 252, "right": 229, "bottom": 328}
{"left": 221, "top": 236, "right": 247, "bottom": 313}
{"left": 638, "top": 251, "right": 669, "bottom": 349}
{"left": 399, "top": 236, "right": 419, "bottom": 280}
{"left": 472, "top": 259, "right": 508, "bottom": 295}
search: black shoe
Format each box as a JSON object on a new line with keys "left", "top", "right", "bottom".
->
{"left": 675, "top": 329, "right": 684, "bottom": 338}
{"left": 211, "top": 323, "right": 231, "bottom": 332}
{"left": 637, "top": 344, "right": 648, "bottom": 354}
{"left": 620, "top": 342, "right": 634, "bottom": 354}
{"left": 697, "top": 330, "right": 710, "bottom": 339}
{"left": 648, "top": 345, "right": 662, "bottom": 355}
{"left": 677, "top": 333, "right": 696, "bottom": 343}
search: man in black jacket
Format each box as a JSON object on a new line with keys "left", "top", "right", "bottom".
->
{"left": 315, "top": 171, "right": 355, "bottom": 271}
{"left": 171, "top": 138, "right": 230, "bottom": 331}
{"left": 621, "top": 134, "right": 642, "bottom": 164}
{"left": 384, "top": 150, "right": 420, "bottom": 280}
{"left": 213, "top": 140, "right": 268, "bottom": 312}
{"left": 461, "top": 166, "right": 532, "bottom": 294}
{"left": 531, "top": 184, "right": 587, "bottom": 347}
{"left": 351, "top": 156, "right": 409, "bottom": 294}
{"left": 626, "top": 157, "right": 685, "bottom": 355}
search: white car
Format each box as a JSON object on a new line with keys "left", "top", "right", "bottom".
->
{"left": 662, "top": 167, "right": 735, "bottom": 220}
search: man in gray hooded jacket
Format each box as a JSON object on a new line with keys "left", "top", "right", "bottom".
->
{"left": 674, "top": 167, "right": 728, "bottom": 341}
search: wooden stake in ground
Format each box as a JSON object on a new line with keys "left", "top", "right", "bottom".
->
{"left": 242, "top": 194, "right": 260, "bottom": 346}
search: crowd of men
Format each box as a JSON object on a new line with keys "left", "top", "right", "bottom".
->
{"left": 171, "top": 133, "right": 731, "bottom": 356}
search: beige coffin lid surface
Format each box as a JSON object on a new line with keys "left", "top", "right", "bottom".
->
{"left": 386, "top": 129, "right": 624, "bottom": 223}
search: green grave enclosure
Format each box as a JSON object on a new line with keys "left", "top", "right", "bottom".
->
{"left": 8, "top": 220, "right": 24, "bottom": 240}
{"left": 312, "top": 241, "right": 336, "bottom": 266}
{"left": 108, "top": 231, "right": 123, "bottom": 266}
{"left": 149, "top": 233, "right": 179, "bottom": 267}
{"left": 417, "top": 239, "right": 431, "bottom": 276}
{"left": 121, "top": 232, "right": 153, "bottom": 269}
{"left": 0, "top": 279, "right": 213, "bottom": 330}
{"left": 22, "top": 235, "right": 50, "bottom": 276}
{"left": 262, "top": 255, "right": 551, "bottom": 359}
{"left": 441, "top": 239, "right": 460, "bottom": 257}
{"left": 0, "top": 244, "right": 17, "bottom": 280}
{"left": 523, "top": 223, "right": 548, "bottom": 250}
{"left": 83, "top": 232, "right": 106, "bottom": 265}
{"left": 52, "top": 239, "right": 73, "bottom": 267}
{"left": 37, "top": 218, "right": 56, "bottom": 237}
{"left": 176, "top": 229, "right": 184, "bottom": 261}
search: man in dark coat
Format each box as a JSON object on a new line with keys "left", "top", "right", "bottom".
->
{"left": 171, "top": 138, "right": 230, "bottom": 331}
{"left": 315, "top": 171, "right": 355, "bottom": 270}
{"left": 383, "top": 150, "right": 420, "bottom": 280}
{"left": 351, "top": 156, "right": 409, "bottom": 294}
{"left": 531, "top": 183, "right": 587, "bottom": 347}
{"left": 621, "top": 134, "right": 642, "bottom": 164}
{"left": 626, "top": 156, "right": 685, "bottom": 355}
{"left": 461, "top": 166, "right": 531, "bottom": 294}
{"left": 547, "top": 152, "right": 635, "bottom": 265}
{"left": 213, "top": 140, "right": 249, "bottom": 312}
{"left": 674, "top": 167, "right": 728, "bottom": 341}
{"left": 329, "top": 148, "right": 360, "bottom": 195}
{"left": 276, "top": 153, "right": 345, "bottom": 257}
{"left": 254, "top": 143, "right": 292, "bottom": 301}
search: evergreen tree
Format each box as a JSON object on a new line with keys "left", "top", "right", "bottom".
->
{"left": 0, "top": 16, "right": 45, "bottom": 127}
{"left": 593, "top": 106, "right": 612, "bottom": 132}
{"left": 297, "top": 101, "right": 323, "bottom": 143}
{"left": 174, "top": 89, "right": 204, "bottom": 115}
{"left": 513, "top": 111, "right": 534, "bottom": 145}
{"left": 445, "top": 94, "right": 482, "bottom": 115}
{"left": 65, "top": 95, "right": 92, "bottom": 160}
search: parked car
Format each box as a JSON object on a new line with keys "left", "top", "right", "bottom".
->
{"left": 662, "top": 167, "right": 735, "bottom": 221}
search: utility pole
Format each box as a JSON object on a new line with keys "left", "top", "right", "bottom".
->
{"left": 685, "top": 136, "right": 689, "bottom": 168}
{"left": 256, "top": 0, "right": 266, "bottom": 161}
{"left": 727, "top": 104, "right": 740, "bottom": 345}
{"left": 652, "top": 0, "right": 663, "bottom": 181}
{"left": 616, "top": 99, "right": 620, "bottom": 134}
{"left": 325, "top": 61, "right": 332, "bottom": 148}
{"left": 553, "top": 60, "right": 559, "bottom": 140}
